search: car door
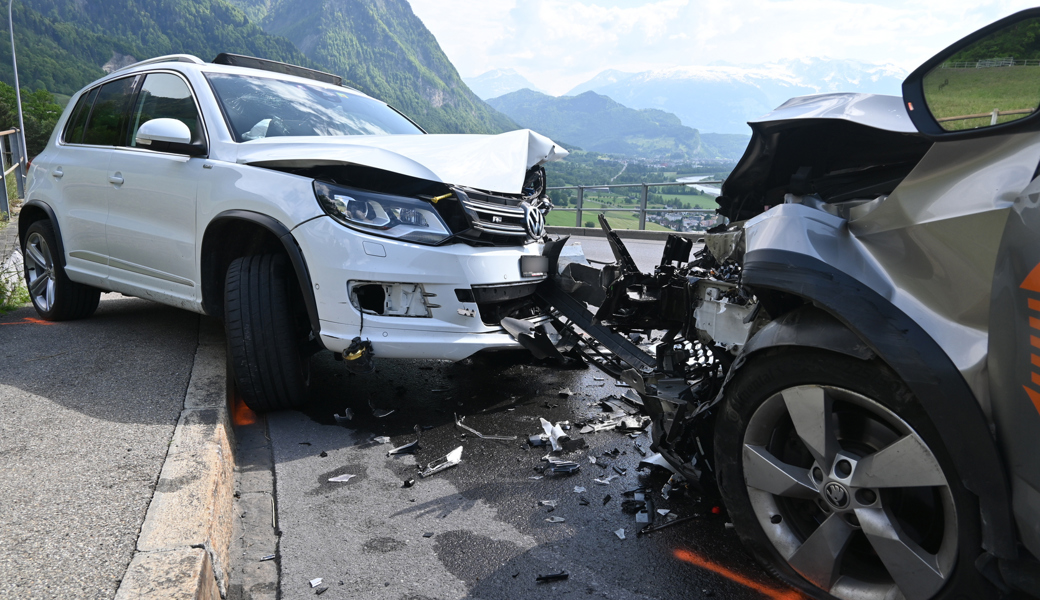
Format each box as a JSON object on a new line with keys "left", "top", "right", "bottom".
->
{"left": 104, "top": 71, "right": 204, "bottom": 306}
{"left": 51, "top": 78, "right": 138, "bottom": 287}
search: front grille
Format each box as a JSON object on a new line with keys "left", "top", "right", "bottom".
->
{"left": 459, "top": 195, "right": 528, "bottom": 237}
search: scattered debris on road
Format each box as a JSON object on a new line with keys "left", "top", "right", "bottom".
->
{"left": 327, "top": 474, "right": 355, "bottom": 483}
{"left": 420, "top": 446, "right": 463, "bottom": 478}
{"left": 536, "top": 571, "right": 569, "bottom": 583}
{"left": 455, "top": 414, "right": 517, "bottom": 441}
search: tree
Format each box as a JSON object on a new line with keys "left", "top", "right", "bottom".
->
{"left": 0, "top": 82, "right": 61, "bottom": 157}
{"left": 584, "top": 220, "right": 595, "bottom": 228}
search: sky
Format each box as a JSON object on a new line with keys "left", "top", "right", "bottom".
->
{"left": 408, "top": 0, "right": 1037, "bottom": 95}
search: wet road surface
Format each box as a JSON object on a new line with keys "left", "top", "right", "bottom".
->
{"left": 238, "top": 238, "right": 803, "bottom": 600}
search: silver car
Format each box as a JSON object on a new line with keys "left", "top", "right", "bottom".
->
{"left": 523, "top": 8, "right": 1040, "bottom": 599}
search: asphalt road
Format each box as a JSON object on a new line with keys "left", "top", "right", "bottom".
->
{"left": 0, "top": 294, "right": 201, "bottom": 599}
{"left": 253, "top": 238, "right": 798, "bottom": 600}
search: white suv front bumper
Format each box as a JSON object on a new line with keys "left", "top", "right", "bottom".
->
{"left": 294, "top": 216, "right": 546, "bottom": 360}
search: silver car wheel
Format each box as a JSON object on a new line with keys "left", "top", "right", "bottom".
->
{"left": 743, "top": 384, "right": 958, "bottom": 600}
{"left": 24, "top": 231, "right": 56, "bottom": 312}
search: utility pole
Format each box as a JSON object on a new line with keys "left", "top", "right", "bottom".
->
{"left": 8, "top": 0, "right": 27, "bottom": 191}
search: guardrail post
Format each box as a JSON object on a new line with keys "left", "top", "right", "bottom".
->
{"left": 0, "top": 133, "right": 8, "bottom": 220}
{"left": 576, "top": 186, "right": 584, "bottom": 228}
{"left": 638, "top": 183, "right": 648, "bottom": 230}
{"left": 11, "top": 128, "right": 23, "bottom": 199}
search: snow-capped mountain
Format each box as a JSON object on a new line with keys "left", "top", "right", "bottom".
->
{"left": 565, "top": 58, "right": 907, "bottom": 134}
{"left": 465, "top": 68, "right": 548, "bottom": 100}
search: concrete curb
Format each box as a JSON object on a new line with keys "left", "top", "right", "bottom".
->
{"left": 116, "top": 320, "right": 234, "bottom": 600}
{"left": 546, "top": 226, "right": 705, "bottom": 241}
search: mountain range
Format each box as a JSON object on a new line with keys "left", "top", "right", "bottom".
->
{"left": 464, "top": 69, "right": 547, "bottom": 100}
{"left": 488, "top": 89, "right": 748, "bottom": 161}
{"left": 472, "top": 58, "right": 907, "bottom": 134}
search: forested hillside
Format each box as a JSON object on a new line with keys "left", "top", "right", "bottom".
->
{"left": 231, "top": 0, "right": 515, "bottom": 134}
{"left": 0, "top": 0, "right": 513, "bottom": 134}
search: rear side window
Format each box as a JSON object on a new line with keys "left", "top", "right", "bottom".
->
{"left": 128, "top": 73, "right": 203, "bottom": 147}
{"left": 82, "top": 77, "right": 136, "bottom": 146}
{"left": 63, "top": 87, "right": 99, "bottom": 144}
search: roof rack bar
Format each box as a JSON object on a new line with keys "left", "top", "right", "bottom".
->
{"left": 211, "top": 53, "right": 342, "bottom": 86}
{"left": 115, "top": 54, "right": 206, "bottom": 73}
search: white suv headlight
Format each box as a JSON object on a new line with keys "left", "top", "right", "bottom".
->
{"left": 314, "top": 181, "right": 452, "bottom": 245}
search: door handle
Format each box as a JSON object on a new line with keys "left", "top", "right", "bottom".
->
{"left": 108, "top": 173, "right": 124, "bottom": 185}
{"left": 52, "top": 167, "right": 63, "bottom": 179}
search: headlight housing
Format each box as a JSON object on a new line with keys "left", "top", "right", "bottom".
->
{"left": 314, "top": 181, "right": 452, "bottom": 245}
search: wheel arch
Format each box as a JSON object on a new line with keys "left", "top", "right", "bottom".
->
{"left": 18, "top": 200, "right": 66, "bottom": 267}
{"left": 727, "top": 248, "right": 1017, "bottom": 560}
{"left": 201, "top": 210, "right": 323, "bottom": 348}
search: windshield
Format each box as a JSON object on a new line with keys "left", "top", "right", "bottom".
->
{"left": 205, "top": 72, "right": 423, "bottom": 141}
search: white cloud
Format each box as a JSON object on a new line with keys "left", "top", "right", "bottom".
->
{"left": 409, "top": 0, "right": 1038, "bottom": 94}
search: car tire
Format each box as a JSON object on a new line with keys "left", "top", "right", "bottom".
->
{"left": 21, "top": 220, "right": 100, "bottom": 321}
{"left": 715, "top": 347, "right": 1000, "bottom": 600}
{"left": 224, "top": 254, "right": 310, "bottom": 412}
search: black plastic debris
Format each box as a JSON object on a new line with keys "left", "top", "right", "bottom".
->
{"left": 579, "top": 497, "right": 590, "bottom": 506}
{"left": 388, "top": 425, "right": 422, "bottom": 456}
{"left": 613, "top": 465, "right": 627, "bottom": 476}
{"left": 536, "top": 571, "right": 569, "bottom": 583}
{"left": 342, "top": 337, "right": 375, "bottom": 374}
{"left": 319, "top": 451, "right": 328, "bottom": 458}
{"left": 299, "top": 442, "right": 312, "bottom": 446}
{"left": 315, "top": 587, "right": 328, "bottom": 595}
{"left": 622, "top": 500, "right": 646, "bottom": 514}
{"left": 546, "top": 460, "right": 580, "bottom": 475}
{"left": 529, "top": 434, "right": 548, "bottom": 447}
{"left": 402, "top": 478, "right": 415, "bottom": 488}
{"left": 603, "top": 494, "right": 612, "bottom": 505}
{"left": 422, "top": 532, "right": 435, "bottom": 538}
{"left": 638, "top": 515, "right": 699, "bottom": 536}
{"left": 332, "top": 410, "right": 353, "bottom": 425}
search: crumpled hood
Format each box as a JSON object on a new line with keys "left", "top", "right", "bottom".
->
{"left": 750, "top": 93, "right": 916, "bottom": 133}
{"left": 235, "top": 128, "right": 568, "bottom": 195}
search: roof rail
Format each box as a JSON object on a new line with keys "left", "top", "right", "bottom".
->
{"left": 211, "top": 53, "right": 342, "bottom": 86}
{"left": 115, "top": 54, "right": 206, "bottom": 73}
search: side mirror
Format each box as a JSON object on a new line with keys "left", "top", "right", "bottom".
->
{"left": 135, "top": 118, "right": 206, "bottom": 156}
{"left": 903, "top": 8, "right": 1040, "bottom": 139}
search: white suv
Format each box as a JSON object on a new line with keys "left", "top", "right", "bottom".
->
{"left": 19, "top": 53, "right": 564, "bottom": 411}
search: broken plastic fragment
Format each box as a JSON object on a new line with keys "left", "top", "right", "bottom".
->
{"left": 315, "top": 587, "right": 328, "bottom": 595}
{"left": 638, "top": 515, "right": 698, "bottom": 536}
{"left": 558, "top": 388, "right": 573, "bottom": 397}
{"left": 310, "top": 578, "right": 323, "bottom": 588}
{"left": 422, "top": 532, "right": 435, "bottom": 538}
{"left": 573, "top": 486, "right": 586, "bottom": 493}
{"left": 539, "top": 500, "right": 558, "bottom": 507}
{"left": 420, "top": 446, "right": 463, "bottom": 478}
{"left": 657, "top": 509, "right": 671, "bottom": 516}
{"left": 636, "top": 511, "right": 650, "bottom": 523}
{"left": 333, "top": 410, "right": 353, "bottom": 425}
{"left": 539, "top": 417, "right": 569, "bottom": 452}
{"left": 546, "top": 461, "right": 580, "bottom": 475}
{"left": 372, "top": 408, "right": 396, "bottom": 418}
{"left": 529, "top": 475, "right": 544, "bottom": 480}
{"left": 328, "top": 474, "right": 356, "bottom": 483}
{"left": 528, "top": 434, "right": 548, "bottom": 447}
{"left": 387, "top": 440, "right": 419, "bottom": 456}
{"left": 614, "top": 528, "right": 626, "bottom": 540}
{"left": 455, "top": 414, "right": 517, "bottom": 441}
{"left": 402, "top": 478, "right": 415, "bottom": 488}
{"left": 373, "top": 436, "right": 391, "bottom": 444}
{"left": 343, "top": 336, "right": 375, "bottom": 374}
{"left": 536, "top": 571, "right": 569, "bottom": 583}
{"left": 612, "top": 465, "right": 627, "bottom": 476}
{"left": 545, "top": 516, "right": 566, "bottom": 523}
{"left": 603, "top": 494, "right": 612, "bottom": 505}
{"left": 594, "top": 475, "right": 619, "bottom": 485}
{"left": 260, "top": 554, "right": 276, "bottom": 561}
{"left": 639, "top": 452, "right": 680, "bottom": 474}
{"left": 579, "top": 497, "right": 590, "bottom": 506}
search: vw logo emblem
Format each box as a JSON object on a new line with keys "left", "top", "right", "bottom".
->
{"left": 523, "top": 203, "right": 545, "bottom": 238}
{"left": 824, "top": 482, "right": 850, "bottom": 509}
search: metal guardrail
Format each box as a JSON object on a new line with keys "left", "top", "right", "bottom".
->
{"left": 0, "top": 127, "right": 25, "bottom": 220}
{"left": 547, "top": 180, "right": 724, "bottom": 231}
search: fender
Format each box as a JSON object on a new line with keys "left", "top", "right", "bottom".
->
{"left": 740, "top": 305, "right": 875, "bottom": 361}
{"left": 18, "top": 200, "right": 67, "bottom": 267}
{"left": 739, "top": 248, "right": 1017, "bottom": 559}
{"left": 205, "top": 210, "right": 323, "bottom": 346}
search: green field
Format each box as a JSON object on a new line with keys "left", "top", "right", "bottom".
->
{"left": 923, "top": 66, "right": 1040, "bottom": 131}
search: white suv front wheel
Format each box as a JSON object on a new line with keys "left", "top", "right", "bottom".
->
{"left": 224, "top": 254, "right": 311, "bottom": 412}
{"left": 22, "top": 220, "right": 100, "bottom": 321}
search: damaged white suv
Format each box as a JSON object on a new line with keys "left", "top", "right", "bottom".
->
{"left": 19, "top": 53, "right": 564, "bottom": 411}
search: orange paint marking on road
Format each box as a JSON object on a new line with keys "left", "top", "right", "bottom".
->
{"left": 1033, "top": 335, "right": 1040, "bottom": 350}
{"left": 1032, "top": 316, "right": 1040, "bottom": 331}
{"left": 1032, "top": 354, "right": 1040, "bottom": 369}
{"left": 673, "top": 548, "right": 805, "bottom": 600}
{"left": 0, "top": 317, "right": 57, "bottom": 326}
{"left": 231, "top": 392, "right": 257, "bottom": 426}
{"left": 1022, "top": 263, "right": 1040, "bottom": 293}
{"left": 1030, "top": 298, "right": 1040, "bottom": 312}
{"left": 1033, "top": 372, "right": 1040, "bottom": 388}
{"left": 1025, "top": 386, "right": 1040, "bottom": 417}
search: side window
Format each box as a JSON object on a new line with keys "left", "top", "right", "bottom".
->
{"left": 128, "top": 73, "right": 203, "bottom": 147}
{"left": 63, "top": 87, "right": 99, "bottom": 144}
{"left": 82, "top": 77, "right": 136, "bottom": 146}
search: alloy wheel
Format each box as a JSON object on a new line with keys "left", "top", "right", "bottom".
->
{"left": 24, "top": 231, "right": 56, "bottom": 312}
{"left": 742, "top": 384, "right": 958, "bottom": 600}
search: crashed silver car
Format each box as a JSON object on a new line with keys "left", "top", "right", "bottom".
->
{"left": 514, "top": 9, "right": 1040, "bottom": 599}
